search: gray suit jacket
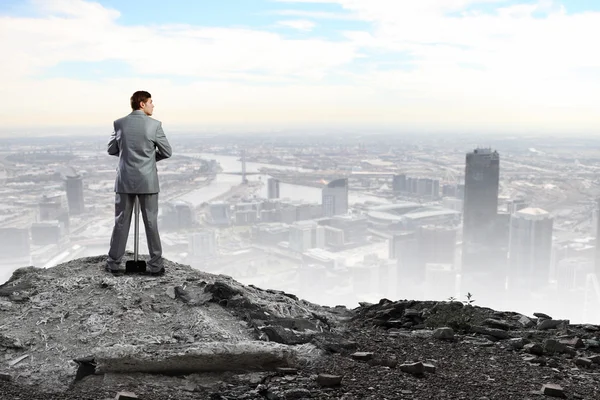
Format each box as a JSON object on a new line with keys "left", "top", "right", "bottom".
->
{"left": 108, "top": 110, "right": 172, "bottom": 193}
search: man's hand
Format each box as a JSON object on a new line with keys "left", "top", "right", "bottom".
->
{"left": 108, "top": 130, "right": 119, "bottom": 156}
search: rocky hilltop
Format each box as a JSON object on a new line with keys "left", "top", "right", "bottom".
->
{"left": 0, "top": 256, "right": 599, "bottom": 399}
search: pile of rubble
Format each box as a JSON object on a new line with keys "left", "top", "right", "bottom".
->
{"left": 1, "top": 257, "right": 599, "bottom": 399}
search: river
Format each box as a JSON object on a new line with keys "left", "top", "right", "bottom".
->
{"left": 177, "top": 153, "right": 391, "bottom": 206}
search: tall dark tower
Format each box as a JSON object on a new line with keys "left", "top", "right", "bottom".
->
{"left": 461, "top": 148, "right": 500, "bottom": 275}
{"left": 65, "top": 175, "right": 85, "bottom": 214}
{"left": 595, "top": 199, "right": 600, "bottom": 278}
{"left": 241, "top": 149, "right": 248, "bottom": 184}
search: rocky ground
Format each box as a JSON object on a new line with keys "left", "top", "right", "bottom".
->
{"left": 1, "top": 256, "right": 599, "bottom": 399}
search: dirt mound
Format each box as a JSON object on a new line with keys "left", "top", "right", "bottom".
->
{"left": 0, "top": 256, "right": 350, "bottom": 396}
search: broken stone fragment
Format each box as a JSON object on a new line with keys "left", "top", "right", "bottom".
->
{"left": 574, "top": 357, "right": 593, "bottom": 368}
{"left": 541, "top": 383, "right": 566, "bottom": 398}
{"left": 423, "top": 363, "right": 436, "bottom": 373}
{"left": 518, "top": 315, "right": 535, "bottom": 328}
{"left": 483, "top": 318, "right": 511, "bottom": 330}
{"left": 351, "top": 352, "right": 373, "bottom": 361}
{"left": 524, "top": 343, "right": 544, "bottom": 356}
{"left": 537, "top": 319, "right": 566, "bottom": 330}
{"left": 588, "top": 355, "right": 600, "bottom": 364}
{"left": 534, "top": 312, "right": 552, "bottom": 320}
{"left": 509, "top": 338, "right": 526, "bottom": 350}
{"left": 559, "top": 337, "right": 584, "bottom": 348}
{"left": 432, "top": 327, "right": 454, "bottom": 340}
{"left": 0, "top": 372, "right": 12, "bottom": 382}
{"left": 470, "top": 325, "right": 510, "bottom": 340}
{"left": 399, "top": 361, "right": 425, "bottom": 375}
{"left": 115, "top": 392, "right": 138, "bottom": 400}
{"left": 316, "top": 373, "right": 343, "bottom": 387}
{"left": 543, "top": 339, "right": 566, "bottom": 355}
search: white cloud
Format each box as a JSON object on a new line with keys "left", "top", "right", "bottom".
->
{"left": 1, "top": 0, "right": 600, "bottom": 133}
{"left": 276, "top": 19, "right": 317, "bottom": 31}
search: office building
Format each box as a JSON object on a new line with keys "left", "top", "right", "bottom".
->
{"left": 461, "top": 148, "right": 500, "bottom": 274}
{"left": 322, "top": 178, "right": 348, "bottom": 217}
{"left": 65, "top": 175, "right": 85, "bottom": 215}
{"left": 507, "top": 207, "right": 553, "bottom": 293}
{"left": 392, "top": 174, "right": 406, "bottom": 193}
{"left": 39, "top": 193, "right": 67, "bottom": 221}
{"left": 252, "top": 223, "right": 290, "bottom": 246}
{"left": 208, "top": 202, "right": 230, "bottom": 226}
{"left": 267, "top": 178, "right": 280, "bottom": 199}
{"left": 161, "top": 201, "right": 196, "bottom": 230}
{"left": 596, "top": 198, "right": 600, "bottom": 278}
{"left": 289, "top": 220, "right": 325, "bottom": 253}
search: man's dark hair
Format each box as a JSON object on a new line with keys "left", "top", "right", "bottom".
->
{"left": 130, "top": 91, "right": 151, "bottom": 110}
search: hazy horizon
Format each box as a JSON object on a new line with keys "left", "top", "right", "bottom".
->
{"left": 1, "top": 0, "right": 600, "bottom": 134}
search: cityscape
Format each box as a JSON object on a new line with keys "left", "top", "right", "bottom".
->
{"left": 1, "top": 132, "right": 599, "bottom": 324}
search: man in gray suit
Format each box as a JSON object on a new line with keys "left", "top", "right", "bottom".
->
{"left": 106, "top": 91, "right": 172, "bottom": 276}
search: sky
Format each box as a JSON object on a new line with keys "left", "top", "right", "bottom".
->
{"left": 1, "top": 0, "right": 599, "bottom": 135}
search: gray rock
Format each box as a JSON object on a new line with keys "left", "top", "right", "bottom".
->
{"left": 585, "top": 339, "right": 600, "bottom": 348}
{"left": 524, "top": 343, "right": 544, "bottom": 356}
{"left": 423, "top": 363, "right": 436, "bottom": 373}
{"left": 541, "top": 383, "right": 566, "bottom": 398}
{"left": 399, "top": 361, "right": 425, "bottom": 375}
{"left": 537, "top": 319, "right": 565, "bottom": 330}
{"left": 588, "top": 355, "right": 600, "bottom": 364}
{"left": 534, "top": 312, "right": 552, "bottom": 320}
{"left": 351, "top": 352, "right": 373, "bottom": 361}
{"left": 509, "top": 338, "right": 526, "bottom": 350}
{"left": 0, "top": 372, "right": 12, "bottom": 382}
{"left": 559, "top": 337, "right": 584, "bottom": 348}
{"left": 433, "top": 327, "right": 455, "bottom": 340}
{"left": 575, "top": 357, "right": 593, "bottom": 368}
{"left": 483, "top": 318, "right": 511, "bottom": 330}
{"left": 518, "top": 315, "right": 535, "bottom": 328}
{"left": 470, "top": 325, "right": 510, "bottom": 339}
{"left": 115, "top": 392, "right": 138, "bottom": 400}
{"left": 316, "top": 374, "right": 342, "bottom": 387}
{"left": 543, "top": 339, "right": 566, "bottom": 354}
{"left": 404, "top": 308, "right": 421, "bottom": 318}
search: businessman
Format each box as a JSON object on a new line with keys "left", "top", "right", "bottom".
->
{"left": 106, "top": 91, "right": 172, "bottom": 276}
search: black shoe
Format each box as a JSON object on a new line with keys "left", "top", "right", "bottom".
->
{"left": 148, "top": 267, "right": 165, "bottom": 277}
{"left": 105, "top": 265, "right": 124, "bottom": 276}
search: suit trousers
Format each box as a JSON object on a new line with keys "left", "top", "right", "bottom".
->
{"left": 107, "top": 193, "right": 163, "bottom": 271}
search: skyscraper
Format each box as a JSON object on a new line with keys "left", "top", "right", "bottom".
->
{"left": 507, "top": 207, "right": 553, "bottom": 294}
{"left": 65, "top": 175, "right": 85, "bottom": 215}
{"left": 267, "top": 178, "right": 280, "bottom": 199}
{"left": 322, "top": 178, "right": 348, "bottom": 217}
{"left": 461, "top": 148, "right": 500, "bottom": 275}
{"left": 596, "top": 199, "right": 600, "bottom": 278}
{"left": 462, "top": 148, "right": 500, "bottom": 245}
